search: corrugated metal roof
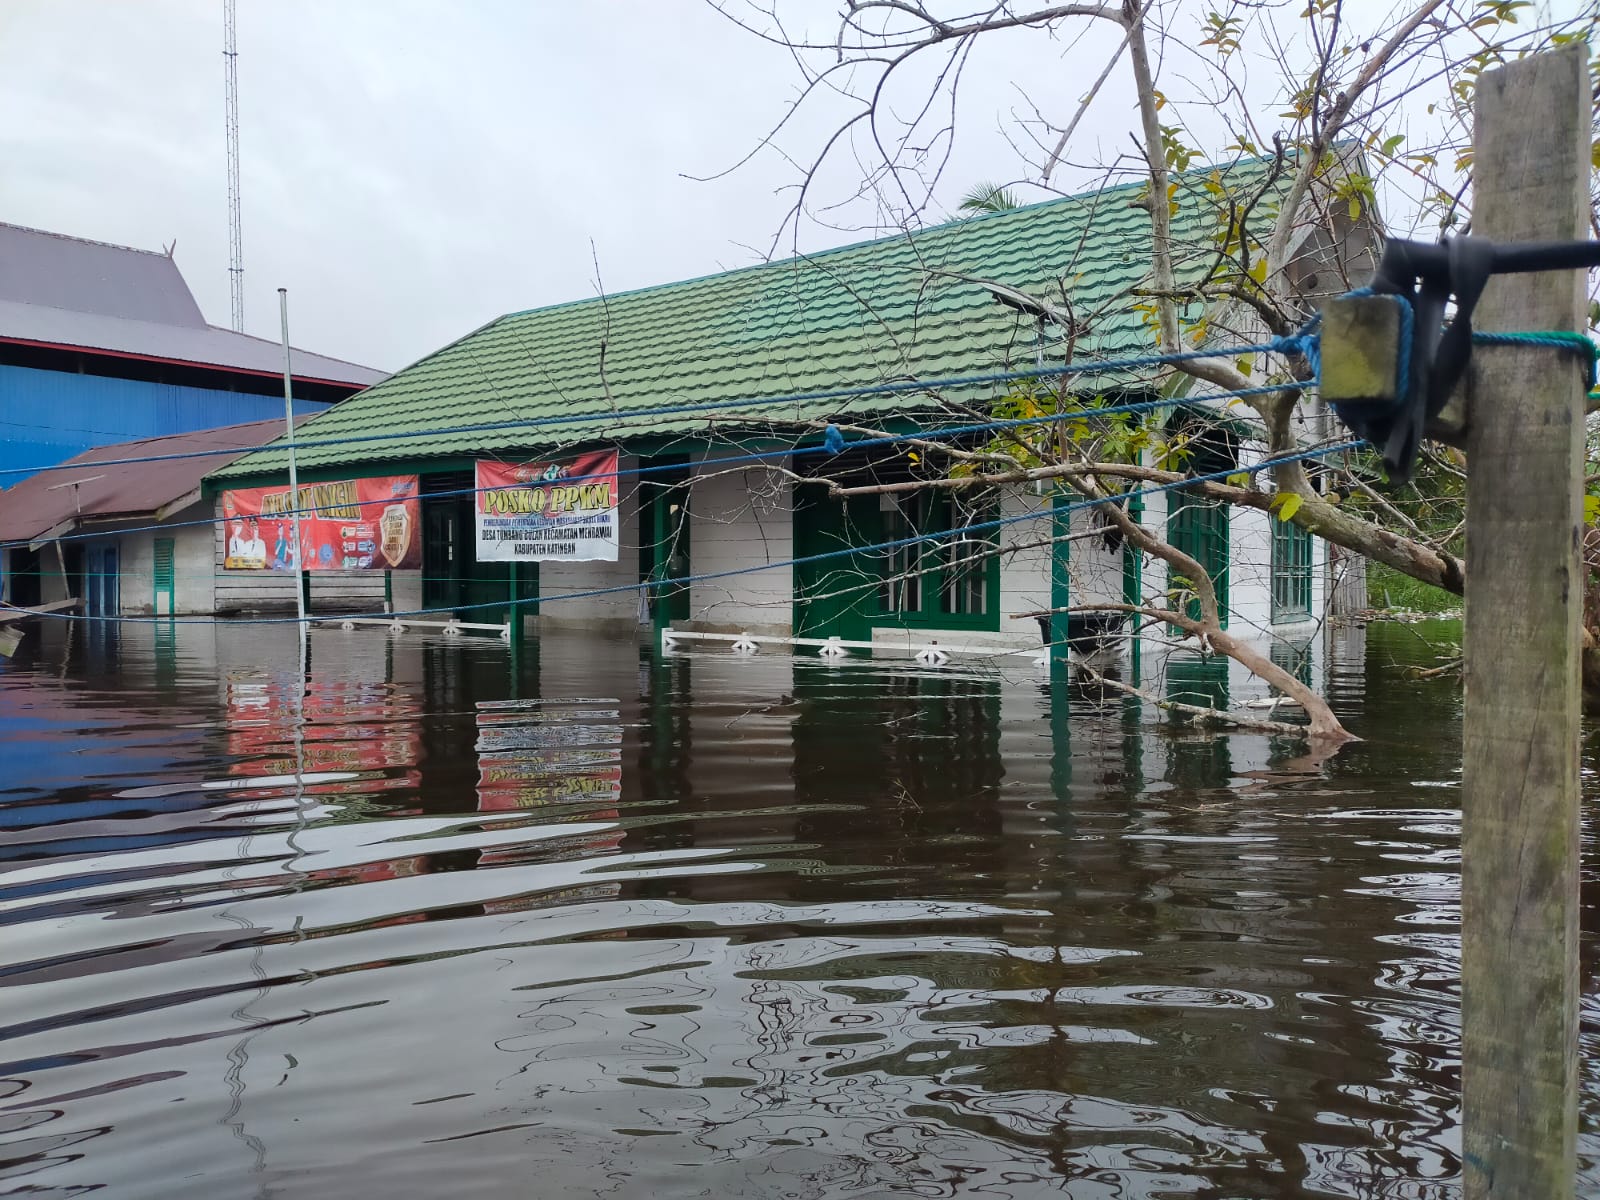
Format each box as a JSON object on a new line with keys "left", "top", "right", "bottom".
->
{"left": 0, "top": 222, "right": 207, "bottom": 327}
{"left": 0, "top": 418, "right": 303, "bottom": 544}
{"left": 0, "top": 221, "right": 385, "bottom": 387}
{"left": 0, "top": 298, "right": 387, "bottom": 387}
{"left": 214, "top": 156, "right": 1283, "bottom": 481}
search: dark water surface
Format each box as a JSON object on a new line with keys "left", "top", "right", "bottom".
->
{"left": 2, "top": 621, "right": 1597, "bottom": 1199}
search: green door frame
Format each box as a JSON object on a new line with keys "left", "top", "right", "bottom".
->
{"left": 422, "top": 481, "right": 539, "bottom": 623}
{"left": 639, "top": 457, "right": 692, "bottom": 633}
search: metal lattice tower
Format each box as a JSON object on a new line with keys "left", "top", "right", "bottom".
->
{"left": 223, "top": 0, "right": 244, "bottom": 332}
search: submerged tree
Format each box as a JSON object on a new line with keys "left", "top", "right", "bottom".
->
{"left": 709, "top": 0, "right": 1600, "bottom": 741}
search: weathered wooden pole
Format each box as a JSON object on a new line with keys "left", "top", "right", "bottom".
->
{"left": 1460, "top": 43, "right": 1588, "bottom": 1200}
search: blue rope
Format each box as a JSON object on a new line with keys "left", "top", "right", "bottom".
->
{"left": 3, "top": 440, "right": 1359, "bottom": 628}
{"left": 0, "top": 379, "right": 1297, "bottom": 553}
{"left": 0, "top": 336, "right": 1329, "bottom": 481}
{"left": 1394, "top": 298, "right": 1414, "bottom": 401}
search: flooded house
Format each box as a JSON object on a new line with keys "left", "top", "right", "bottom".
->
{"left": 0, "top": 420, "right": 313, "bottom": 616}
{"left": 206, "top": 158, "right": 1370, "bottom": 661}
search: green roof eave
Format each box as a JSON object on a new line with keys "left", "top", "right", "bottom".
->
{"left": 212, "top": 150, "right": 1314, "bottom": 484}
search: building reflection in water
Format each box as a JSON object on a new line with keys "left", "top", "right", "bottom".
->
{"left": 0, "top": 622, "right": 1536, "bottom": 1195}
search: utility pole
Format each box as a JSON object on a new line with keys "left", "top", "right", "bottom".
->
{"left": 224, "top": 0, "right": 245, "bottom": 332}
{"left": 279, "top": 289, "right": 308, "bottom": 656}
{"left": 1460, "top": 43, "right": 1587, "bottom": 1200}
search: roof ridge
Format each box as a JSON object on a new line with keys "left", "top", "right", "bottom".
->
{"left": 495, "top": 152, "right": 1276, "bottom": 326}
{"left": 202, "top": 324, "right": 386, "bottom": 375}
{"left": 0, "top": 219, "right": 169, "bottom": 259}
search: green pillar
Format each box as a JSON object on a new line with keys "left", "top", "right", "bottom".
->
{"left": 1123, "top": 492, "right": 1144, "bottom": 686}
{"left": 1048, "top": 658, "right": 1072, "bottom": 800}
{"left": 508, "top": 561, "right": 526, "bottom": 655}
{"left": 1049, "top": 488, "right": 1071, "bottom": 664}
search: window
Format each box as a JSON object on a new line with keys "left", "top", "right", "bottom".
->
{"left": 1269, "top": 636, "right": 1313, "bottom": 686}
{"left": 1271, "top": 518, "right": 1313, "bottom": 623}
{"left": 877, "top": 491, "right": 998, "bottom": 628}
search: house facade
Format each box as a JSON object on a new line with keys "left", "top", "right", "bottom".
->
{"left": 0, "top": 420, "right": 329, "bottom": 616}
{"left": 208, "top": 157, "right": 1364, "bottom": 661}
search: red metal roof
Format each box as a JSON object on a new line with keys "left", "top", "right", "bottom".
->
{"left": 0, "top": 419, "right": 304, "bottom": 545}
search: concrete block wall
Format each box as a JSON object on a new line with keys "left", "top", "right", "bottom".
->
{"left": 685, "top": 459, "right": 793, "bottom": 636}
{"left": 116, "top": 505, "right": 216, "bottom": 614}
{"left": 1067, "top": 504, "right": 1124, "bottom": 608}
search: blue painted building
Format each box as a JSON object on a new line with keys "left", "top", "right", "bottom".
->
{"left": 0, "top": 221, "right": 384, "bottom": 483}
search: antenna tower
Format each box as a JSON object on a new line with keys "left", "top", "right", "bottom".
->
{"left": 223, "top": 0, "right": 244, "bottom": 332}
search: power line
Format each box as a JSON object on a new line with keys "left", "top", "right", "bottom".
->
{"left": 0, "top": 380, "right": 1289, "bottom": 553}
{"left": 0, "top": 340, "right": 1312, "bottom": 480}
{"left": 5, "top": 440, "right": 1359, "bottom": 628}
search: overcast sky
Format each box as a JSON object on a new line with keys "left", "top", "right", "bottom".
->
{"left": 0, "top": 1, "right": 1156, "bottom": 372}
{"left": 0, "top": 0, "right": 1560, "bottom": 374}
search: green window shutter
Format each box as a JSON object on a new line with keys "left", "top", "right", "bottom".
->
{"left": 153, "top": 537, "right": 176, "bottom": 614}
{"left": 1270, "top": 520, "right": 1313, "bottom": 623}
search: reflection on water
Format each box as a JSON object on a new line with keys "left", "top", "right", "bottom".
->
{"left": 0, "top": 619, "right": 1596, "bottom": 1198}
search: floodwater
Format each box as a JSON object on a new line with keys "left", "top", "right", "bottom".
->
{"left": 1, "top": 620, "right": 1597, "bottom": 1200}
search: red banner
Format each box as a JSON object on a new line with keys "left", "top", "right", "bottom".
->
{"left": 226, "top": 676, "right": 422, "bottom": 796}
{"left": 221, "top": 475, "right": 421, "bottom": 571}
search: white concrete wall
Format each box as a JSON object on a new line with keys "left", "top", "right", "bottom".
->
{"left": 1123, "top": 441, "right": 1331, "bottom": 655}
{"left": 1227, "top": 461, "right": 1276, "bottom": 638}
{"left": 0, "top": 547, "right": 69, "bottom": 606}
{"left": 1066, "top": 503, "right": 1124, "bottom": 608}
{"left": 685, "top": 457, "right": 793, "bottom": 635}
{"left": 537, "top": 455, "right": 643, "bottom": 632}
{"left": 1, "top": 513, "right": 213, "bottom": 614}
{"left": 391, "top": 569, "right": 423, "bottom": 615}
{"left": 997, "top": 488, "right": 1051, "bottom": 644}
{"left": 1231, "top": 440, "right": 1326, "bottom": 645}
{"left": 1136, "top": 481, "right": 1170, "bottom": 622}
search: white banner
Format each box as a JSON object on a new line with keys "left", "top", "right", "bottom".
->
{"left": 474, "top": 452, "right": 619, "bottom": 562}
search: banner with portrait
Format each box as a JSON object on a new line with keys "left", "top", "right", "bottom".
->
{"left": 221, "top": 475, "right": 421, "bottom": 571}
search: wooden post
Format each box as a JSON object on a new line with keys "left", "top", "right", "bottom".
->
{"left": 1460, "top": 44, "right": 1588, "bottom": 1200}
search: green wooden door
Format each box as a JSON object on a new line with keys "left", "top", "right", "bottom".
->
{"left": 639, "top": 460, "right": 691, "bottom": 626}
{"left": 1167, "top": 496, "right": 1228, "bottom": 627}
{"left": 424, "top": 492, "right": 538, "bottom": 622}
{"left": 792, "top": 491, "right": 882, "bottom": 641}
{"left": 423, "top": 498, "right": 462, "bottom": 613}
{"left": 152, "top": 537, "right": 176, "bottom": 615}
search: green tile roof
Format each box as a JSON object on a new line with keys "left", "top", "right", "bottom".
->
{"left": 214, "top": 156, "right": 1282, "bottom": 481}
